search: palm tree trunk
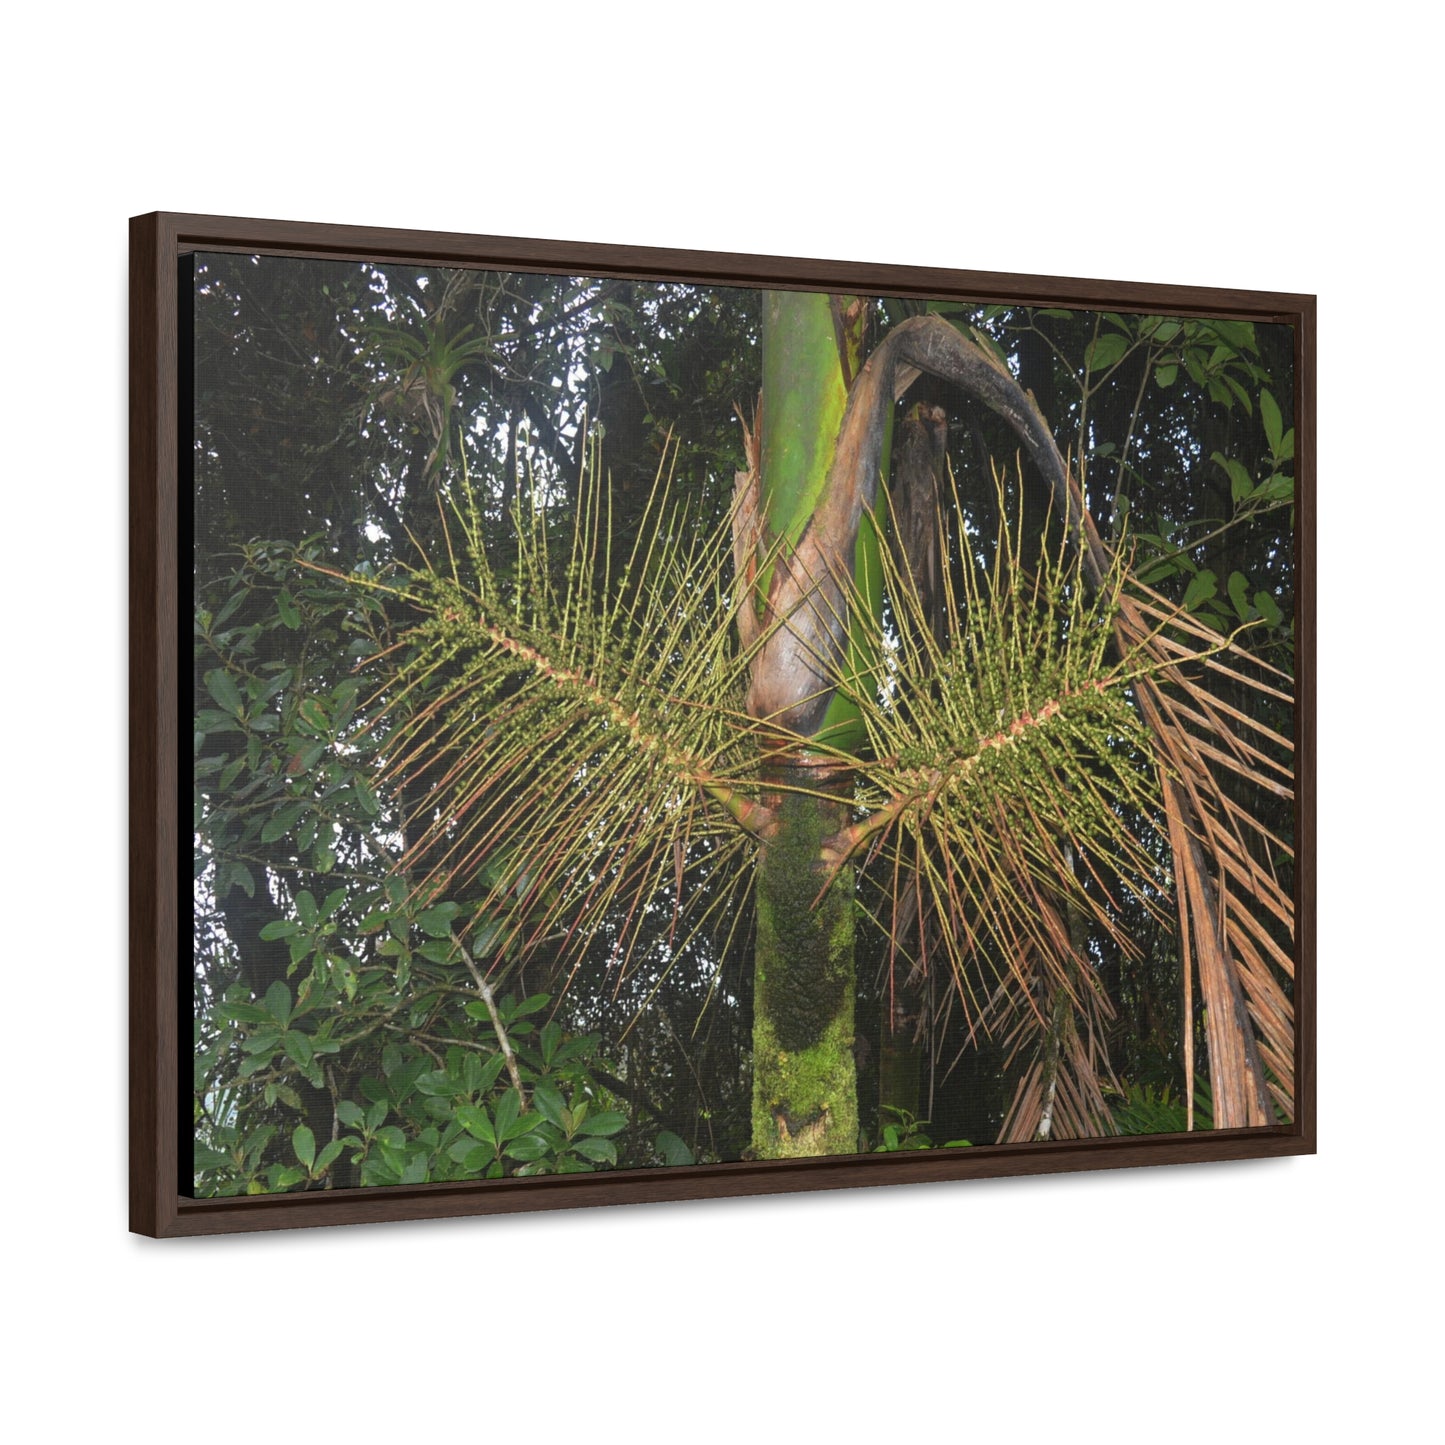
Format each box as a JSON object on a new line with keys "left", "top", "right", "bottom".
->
{"left": 751, "top": 766, "right": 858, "bottom": 1157}
{"left": 746, "top": 290, "right": 874, "bottom": 1158}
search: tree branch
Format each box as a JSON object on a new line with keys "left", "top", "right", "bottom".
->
{"left": 452, "top": 931, "right": 527, "bottom": 1110}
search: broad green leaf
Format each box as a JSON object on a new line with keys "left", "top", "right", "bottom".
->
{"left": 531, "top": 1085, "right": 567, "bottom": 1130}
{"left": 264, "top": 980, "right": 292, "bottom": 1026}
{"left": 276, "top": 589, "right": 301, "bottom": 629}
{"left": 388, "top": 1058, "right": 428, "bottom": 1103}
{"left": 1212, "top": 451, "right": 1255, "bottom": 505}
{"left": 572, "top": 1136, "right": 617, "bottom": 1165}
{"left": 655, "top": 1131, "right": 694, "bottom": 1167}
{"left": 295, "top": 890, "right": 318, "bottom": 929}
{"left": 456, "top": 1104, "right": 496, "bottom": 1147}
{"left": 220, "top": 1001, "right": 271, "bottom": 1023}
{"left": 205, "top": 669, "right": 244, "bottom": 718}
{"left": 504, "top": 1134, "right": 551, "bottom": 1162}
{"left": 292, "top": 1124, "right": 316, "bottom": 1171}
{"left": 493, "top": 1089, "right": 521, "bottom": 1140}
{"left": 241, "top": 1028, "right": 281, "bottom": 1056}
{"left": 1254, "top": 590, "right": 1285, "bottom": 627}
{"left": 1209, "top": 318, "right": 1257, "bottom": 353}
{"left": 298, "top": 698, "right": 329, "bottom": 733}
{"left": 576, "top": 1110, "right": 627, "bottom": 1138}
{"left": 469, "top": 918, "right": 504, "bottom": 957}
{"left": 1223, "top": 374, "right": 1253, "bottom": 414}
{"left": 417, "top": 903, "right": 460, "bottom": 938}
{"left": 289, "top": 743, "right": 327, "bottom": 775}
{"left": 336, "top": 1101, "right": 364, "bottom": 1128}
{"left": 1227, "top": 571, "right": 1251, "bottom": 619}
{"left": 1153, "top": 362, "right": 1178, "bottom": 388}
{"left": 1182, "top": 570, "right": 1217, "bottom": 611}
{"left": 195, "top": 709, "right": 237, "bottom": 736}
{"left": 414, "top": 1070, "right": 454, "bottom": 1098}
{"left": 1084, "top": 333, "right": 1129, "bottom": 372}
{"left": 448, "top": 1139, "right": 485, "bottom": 1167}
{"left": 260, "top": 801, "right": 306, "bottom": 845}
{"left": 1260, "top": 388, "right": 1283, "bottom": 455}
{"left": 284, "top": 1031, "right": 314, "bottom": 1068}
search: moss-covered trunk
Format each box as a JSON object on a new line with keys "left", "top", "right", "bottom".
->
{"left": 751, "top": 766, "right": 858, "bottom": 1158}
{"left": 745, "top": 290, "right": 875, "bottom": 1158}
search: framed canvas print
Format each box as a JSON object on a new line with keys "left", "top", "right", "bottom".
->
{"left": 131, "top": 213, "right": 1314, "bottom": 1236}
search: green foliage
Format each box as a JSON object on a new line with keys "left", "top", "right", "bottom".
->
{"left": 1109, "top": 1079, "right": 1214, "bottom": 1136}
{"left": 196, "top": 982, "right": 624, "bottom": 1194}
{"left": 193, "top": 545, "right": 645, "bottom": 1196}
{"left": 872, "top": 1107, "right": 972, "bottom": 1151}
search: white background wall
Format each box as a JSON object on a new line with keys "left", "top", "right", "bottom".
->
{"left": 4, "top": 4, "right": 1433, "bottom": 1439}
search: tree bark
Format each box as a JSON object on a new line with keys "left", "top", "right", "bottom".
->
{"left": 746, "top": 291, "right": 868, "bottom": 1157}
{"left": 751, "top": 766, "right": 859, "bottom": 1158}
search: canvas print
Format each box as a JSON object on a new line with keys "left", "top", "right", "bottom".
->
{"left": 190, "top": 253, "right": 1296, "bottom": 1195}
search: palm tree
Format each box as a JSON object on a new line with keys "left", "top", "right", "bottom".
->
{"left": 353, "top": 288, "right": 1294, "bottom": 1159}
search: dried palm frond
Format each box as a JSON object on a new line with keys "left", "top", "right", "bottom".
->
{"left": 1105, "top": 554, "right": 1294, "bottom": 1129}
{"left": 826, "top": 453, "right": 1293, "bottom": 1139}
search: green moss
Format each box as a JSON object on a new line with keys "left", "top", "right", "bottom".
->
{"left": 751, "top": 773, "right": 859, "bottom": 1158}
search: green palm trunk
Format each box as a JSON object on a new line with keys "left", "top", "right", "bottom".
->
{"left": 747, "top": 291, "right": 883, "bottom": 1158}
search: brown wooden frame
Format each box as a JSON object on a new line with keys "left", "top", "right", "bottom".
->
{"left": 131, "top": 211, "right": 1316, "bottom": 1237}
